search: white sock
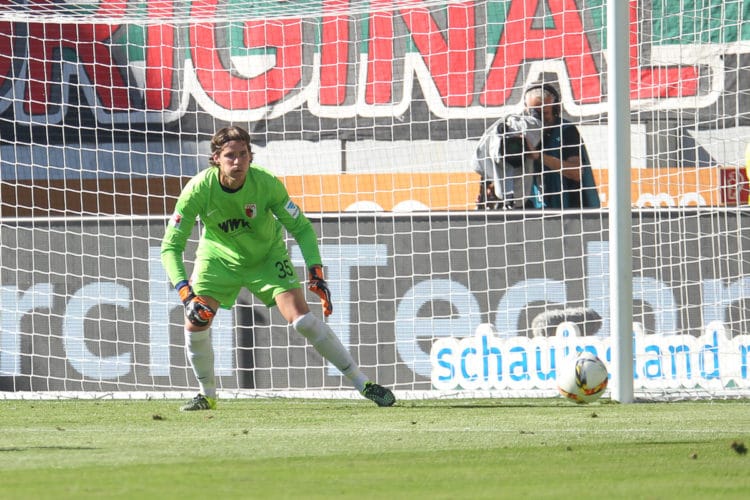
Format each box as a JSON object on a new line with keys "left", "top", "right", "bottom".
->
{"left": 293, "top": 312, "right": 369, "bottom": 392}
{"left": 187, "top": 329, "right": 216, "bottom": 399}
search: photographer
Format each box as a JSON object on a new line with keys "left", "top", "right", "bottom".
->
{"left": 523, "top": 83, "right": 600, "bottom": 209}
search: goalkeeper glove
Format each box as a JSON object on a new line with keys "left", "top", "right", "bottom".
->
{"left": 176, "top": 280, "right": 216, "bottom": 327}
{"left": 308, "top": 265, "right": 333, "bottom": 317}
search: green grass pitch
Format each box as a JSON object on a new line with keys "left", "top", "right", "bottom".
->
{"left": 1, "top": 397, "right": 749, "bottom": 499}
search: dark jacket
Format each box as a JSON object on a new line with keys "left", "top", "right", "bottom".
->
{"left": 530, "top": 120, "right": 600, "bottom": 209}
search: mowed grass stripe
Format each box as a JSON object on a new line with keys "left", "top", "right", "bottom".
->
{"left": 1, "top": 398, "right": 748, "bottom": 499}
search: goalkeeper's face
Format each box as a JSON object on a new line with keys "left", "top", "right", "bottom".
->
{"left": 213, "top": 140, "right": 253, "bottom": 190}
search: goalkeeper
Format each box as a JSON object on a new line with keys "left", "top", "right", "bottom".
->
{"left": 161, "top": 126, "right": 396, "bottom": 411}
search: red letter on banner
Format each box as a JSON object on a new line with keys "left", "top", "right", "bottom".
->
{"left": 366, "top": 0, "right": 393, "bottom": 105}
{"left": 400, "top": 1, "right": 475, "bottom": 107}
{"left": 190, "top": 0, "right": 302, "bottom": 109}
{"left": 482, "top": 0, "right": 601, "bottom": 106}
{"left": 143, "top": 2, "right": 177, "bottom": 110}
{"left": 0, "top": 22, "right": 13, "bottom": 90}
{"left": 319, "top": 0, "right": 352, "bottom": 106}
{"left": 626, "top": 1, "right": 697, "bottom": 98}
{"left": 24, "top": 0, "right": 129, "bottom": 115}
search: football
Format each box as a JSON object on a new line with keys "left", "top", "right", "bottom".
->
{"left": 557, "top": 352, "right": 609, "bottom": 404}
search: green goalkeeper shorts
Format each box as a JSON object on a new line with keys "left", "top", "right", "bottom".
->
{"left": 190, "top": 247, "right": 302, "bottom": 309}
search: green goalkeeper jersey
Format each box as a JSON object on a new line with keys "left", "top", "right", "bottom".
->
{"left": 161, "top": 164, "right": 322, "bottom": 286}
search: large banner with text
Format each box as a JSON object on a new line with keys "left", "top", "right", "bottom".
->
{"left": 1, "top": 212, "right": 749, "bottom": 394}
{"left": 1, "top": 1, "right": 749, "bottom": 161}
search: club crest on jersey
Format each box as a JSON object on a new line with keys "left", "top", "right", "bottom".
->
{"left": 244, "top": 204, "right": 257, "bottom": 218}
{"left": 169, "top": 212, "right": 182, "bottom": 229}
{"left": 285, "top": 200, "right": 300, "bottom": 218}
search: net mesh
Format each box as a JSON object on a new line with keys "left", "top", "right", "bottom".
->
{"left": 1, "top": 0, "right": 750, "bottom": 401}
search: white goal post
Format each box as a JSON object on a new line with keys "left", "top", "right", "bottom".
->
{"left": 2, "top": 0, "right": 750, "bottom": 401}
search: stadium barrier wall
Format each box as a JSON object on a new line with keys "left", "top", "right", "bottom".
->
{"left": 1, "top": 166, "right": 747, "bottom": 218}
{"left": 2, "top": 212, "right": 750, "bottom": 396}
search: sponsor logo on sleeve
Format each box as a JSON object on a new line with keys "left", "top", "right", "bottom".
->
{"left": 169, "top": 212, "right": 182, "bottom": 229}
{"left": 285, "top": 200, "right": 300, "bottom": 218}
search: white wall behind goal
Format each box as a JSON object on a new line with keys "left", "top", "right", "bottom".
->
{"left": 253, "top": 125, "right": 650, "bottom": 176}
{"left": 3, "top": 125, "right": 735, "bottom": 181}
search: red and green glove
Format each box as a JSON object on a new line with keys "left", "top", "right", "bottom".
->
{"left": 308, "top": 265, "right": 333, "bottom": 317}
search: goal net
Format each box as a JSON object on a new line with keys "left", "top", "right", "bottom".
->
{"left": 2, "top": 0, "right": 750, "bottom": 401}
